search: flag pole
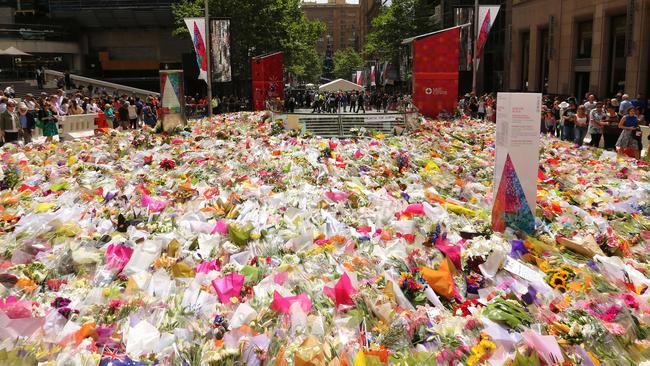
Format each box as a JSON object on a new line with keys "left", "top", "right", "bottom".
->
{"left": 205, "top": 0, "right": 213, "bottom": 118}
{"left": 472, "top": 0, "right": 478, "bottom": 94}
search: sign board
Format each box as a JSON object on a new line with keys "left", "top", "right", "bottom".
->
{"left": 159, "top": 70, "right": 187, "bottom": 131}
{"left": 491, "top": 93, "right": 542, "bottom": 234}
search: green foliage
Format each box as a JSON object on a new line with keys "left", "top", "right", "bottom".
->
{"left": 364, "top": 0, "right": 436, "bottom": 63}
{"left": 171, "top": 0, "right": 325, "bottom": 83}
{"left": 333, "top": 48, "right": 364, "bottom": 80}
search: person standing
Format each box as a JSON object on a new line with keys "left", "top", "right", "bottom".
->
{"left": 0, "top": 100, "right": 20, "bottom": 145}
{"left": 478, "top": 97, "right": 486, "bottom": 120}
{"left": 574, "top": 105, "right": 589, "bottom": 146}
{"left": 619, "top": 94, "right": 633, "bottom": 115}
{"left": 544, "top": 108, "right": 556, "bottom": 136}
{"left": 17, "top": 103, "right": 35, "bottom": 144}
{"left": 128, "top": 101, "right": 138, "bottom": 129}
{"left": 143, "top": 101, "right": 157, "bottom": 128}
{"left": 616, "top": 107, "right": 641, "bottom": 159}
{"left": 38, "top": 102, "right": 59, "bottom": 143}
{"left": 588, "top": 102, "right": 606, "bottom": 147}
{"left": 602, "top": 104, "right": 621, "bottom": 150}
{"left": 561, "top": 101, "right": 577, "bottom": 142}
{"left": 23, "top": 93, "right": 36, "bottom": 111}
{"left": 583, "top": 94, "right": 598, "bottom": 113}
{"left": 118, "top": 101, "right": 130, "bottom": 129}
{"left": 36, "top": 66, "right": 44, "bottom": 90}
{"left": 104, "top": 103, "right": 116, "bottom": 128}
{"left": 349, "top": 92, "right": 357, "bottom": 113}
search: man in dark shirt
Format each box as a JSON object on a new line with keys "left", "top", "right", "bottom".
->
{"left": 562, "top": 100, "right": 577, "bottom": 142}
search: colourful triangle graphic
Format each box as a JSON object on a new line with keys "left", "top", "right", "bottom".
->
{"left": 492, "top": 154, "right": 535, "bottom": 234}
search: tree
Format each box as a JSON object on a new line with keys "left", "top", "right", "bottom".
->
{"left": 172, "top": 0, "right": 325, "bottom": 83}
{"left": 364, "top": 0, "right": 436, "bottom": 64}
{"left": 333, "top": 48, "right": 364, "bottom": 80}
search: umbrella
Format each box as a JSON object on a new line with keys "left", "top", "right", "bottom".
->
{"left": 0, "top": 46, "right": 32, "bottom": 56}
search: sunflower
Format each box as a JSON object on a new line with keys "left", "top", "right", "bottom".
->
{"left": 549, "top": 273, "right": 567, "bottom": 289}
{"left": 555, "top": 269, "right": 570, "bottom": 280}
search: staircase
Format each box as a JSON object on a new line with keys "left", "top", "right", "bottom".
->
{"left": 0, "top": 80, "right": 58, "bottom": 98}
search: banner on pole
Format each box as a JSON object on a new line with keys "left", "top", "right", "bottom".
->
{"left": 476, "top": 6, "right": 501, "bottom": 66}
{"left": 210, "top": 19, "right": 232, "bottom": 82}
{"left": 492, "top": 92, "right": 542, "bottom": 234}
{"left": 409, "top": 26, "right": 460, "bottom": 118}
{"left": 370, "top": 66, "right": 376, "bottom": 86}
{"left": 252, "top": 52, "right": 284, "bottom": 111}
{"left": 356, "top": 71, "right": 363, "bottom": 86}
{"left": 184, "top": 17, "right": 208, "bottom": 83}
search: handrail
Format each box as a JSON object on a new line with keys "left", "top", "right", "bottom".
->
{"left": 44, "top": 69, "right": 159, "bottom": 98}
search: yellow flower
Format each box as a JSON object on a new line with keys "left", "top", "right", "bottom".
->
{"left": 538, "top": 260, "right": 551, "bottom": 273}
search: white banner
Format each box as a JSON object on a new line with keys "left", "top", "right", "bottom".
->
{"left": 492, "top": 93, "right": 542, "bottom": 234}
{"left": 184, "top": 17, "right": 208, "bottom": 83}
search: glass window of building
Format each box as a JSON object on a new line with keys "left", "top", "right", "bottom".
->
{"left": 576, "top": 21, "right": 592, "bottom": 59}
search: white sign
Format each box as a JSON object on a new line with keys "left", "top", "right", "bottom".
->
{"left": 492, "top": 93, "right": 541, "bottom": 234}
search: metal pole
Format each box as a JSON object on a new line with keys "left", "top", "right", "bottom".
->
{"left": 205, "top": 0, "right": 213, "bottom": 118}
{"left": 472, "top": 0, "right": 479, "bottom": 93}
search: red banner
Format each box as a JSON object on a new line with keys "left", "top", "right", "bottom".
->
{"left": 252, "top": 52, "right": 284, "bottom": 111}
{"left": 412, "top": 27, "right": 460, "bottom": 118}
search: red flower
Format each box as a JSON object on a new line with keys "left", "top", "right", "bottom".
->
{"left": 46, "top": 279, "right": 67, "bottom": 291}
{"left": 144, "top": 156, "right": 153, "bottom": 165}
{"left": 159, "top": 159, "right": 176, "bottom": 170}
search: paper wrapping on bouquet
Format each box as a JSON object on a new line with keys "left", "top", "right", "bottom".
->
{"left": 159, "top": 70, "right": 186, "bottom": 131}
{"left": 271, "top": 291, "right": 312, "bottom": 314}
{"left": 323, "top": 272, "right": 356, "bottom": 308}
{"left": 492, "top": 93, "right": 542, "bottom": 234}
{"left": 294, "top": 336, "right": 326, "bottom": 366}
{"left": 252, "top": 52, "right": 284, "bottom": 111}
{"left": 421, "top": 258, "right": 456, "bottom": 300}
{"left": 211, "top": 273, "right": 245, "bottom": 303}
{"left": 411, "top": 27, "right": 460, "bottom": 118}
{"left": 105, "top": 244, "right": 134, "bottom": 272}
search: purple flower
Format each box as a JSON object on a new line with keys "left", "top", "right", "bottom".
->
{"left": 57, "top": 307, "right": 79, "bottom": 319}
{"left": 51, "top": 297, "right": 72, "bottom": 309}
{"left": 509, "top": 240, "right": 529, "bottom": 258}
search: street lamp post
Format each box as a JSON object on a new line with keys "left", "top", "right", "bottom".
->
{"left": 205, "top": 0, "right": 213, "bottom": 118}
{"left": 472, "top": 0, "right": 478, "bottom": 94}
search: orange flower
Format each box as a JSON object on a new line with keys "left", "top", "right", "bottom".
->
{"left": 16, "top": 278, "right": 38, "bottom": 293}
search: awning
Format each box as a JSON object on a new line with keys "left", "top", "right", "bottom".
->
{"left": 0, "top": 46, "right": 33, "bottom": 56}
{"left": 318, "top": 78, "right": 363, "bottom": 92}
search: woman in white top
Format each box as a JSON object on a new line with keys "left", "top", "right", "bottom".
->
{"left": 574, "top": 105, "right": 589, "bottom": 146}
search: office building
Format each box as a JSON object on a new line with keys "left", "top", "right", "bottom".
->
{"left": 506, "top": 0, "right": 650, "bottom": 99}
{"left": 302, "top": 0, "right": 361, "bottom": 54}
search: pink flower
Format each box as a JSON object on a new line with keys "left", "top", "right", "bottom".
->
{"left": 603, "top": 322, "right": 626, "bottom": 335}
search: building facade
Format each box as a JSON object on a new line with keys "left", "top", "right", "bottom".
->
{"left": 428, "top": 0, "right": 507, "bottom": 94}
{"left": 507, "top": 0, "right": 650, "bottom": 99}
{"left": 302, "top": 0, "right": 361, "bottom": 54}
{"left": 358, "top": 0, "right": 382, "bottom": 49}
{"left": 0, "top": 0, "right": 190, "bottom": 90}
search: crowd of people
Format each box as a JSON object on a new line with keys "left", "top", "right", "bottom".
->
{"left": 0, "top": 86, "right": 161, "bottom": 146}
{"left": 184, "top": 95, "right": 251, "bottom": 117}
{"left": 285, "top": 90, "right": 411, "bottom": 114}
{"left": 541, "top": 93, "right": 648, "bottom": 159}
{"left": 459, "top": 91, "right": 649, "bottom": 159}
{"left": 3, "top": 76, "right": 648, "bottom": 161}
